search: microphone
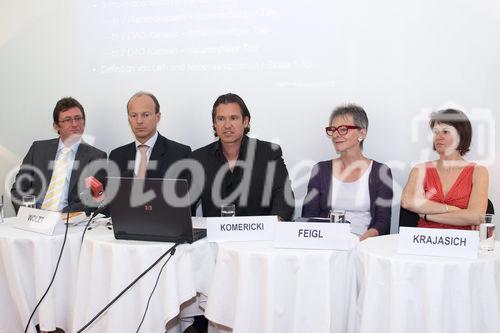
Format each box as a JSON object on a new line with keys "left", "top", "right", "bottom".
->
{"left": 85, "top": 176, "right": 104, "bottom": 200}
{"left": 79, "top": 177, "right": 105, "bottom": 216}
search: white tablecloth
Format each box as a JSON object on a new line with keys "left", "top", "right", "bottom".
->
{"left": 0, "top": 218, "right": 84, "bottom": 333}
{"left": 204, "top": 240, "right": 358, "bottom": 333}
{"left": 355, "top": 234, "right": 500, "bottom": 333}
{"left": 71, "top": 227, "right": 216, "bottom": 333}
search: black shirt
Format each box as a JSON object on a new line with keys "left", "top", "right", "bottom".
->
{"left": 191, "top": 135, "right": 295, "bottom": 220}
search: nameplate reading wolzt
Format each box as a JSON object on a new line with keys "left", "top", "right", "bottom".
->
{"left": 207, "top": 216, "right": 277, "bottom": 242}
{"left": 14, "top": 206, "right": 62, "bottom": 236}
{"left": 398, "top": 227, "right": 479, "bottom": 259}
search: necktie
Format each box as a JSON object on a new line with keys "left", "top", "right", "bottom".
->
{"left": 41, "top": 147, "right": 71, "bottom": 211}
{"left": 137, "top": 145, "right": 149, "bottom": 178}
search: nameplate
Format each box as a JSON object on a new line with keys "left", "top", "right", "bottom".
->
{"left": 206, "top": 216, "right": 277, "bottom": 242}
{"left": 274, "top": 222, "right": 354, "bottom": 250}
{"left": 14, "top": 207, "right": 86, "bottom": 235}
{"left": 398, "top": 227, "right": 479, "bottom": 259}
{"left": 14, "top": 207, "right": 62, "bottom": 235}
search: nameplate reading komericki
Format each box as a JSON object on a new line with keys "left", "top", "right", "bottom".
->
{"left": 398, "top": 227, "right": 479, "bottom": 259}
{"left": 274, "top": 222, "right": 354, "bottom": 250}
{"left": 206, "top": 216, "right": 277, "bottom": 242}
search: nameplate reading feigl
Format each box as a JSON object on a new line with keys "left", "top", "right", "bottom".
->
{"left": 274, "top": 222, "right": 354, "bottom": 250}
{"left": 398, "top": 226, "right": 479, "bottom": 259}
{"left": 207, "top": 216, "right": 277, "bottom": 242}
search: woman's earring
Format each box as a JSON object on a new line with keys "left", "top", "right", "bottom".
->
{"left": 358, "top": 137, "right": 363, "bottom": 142}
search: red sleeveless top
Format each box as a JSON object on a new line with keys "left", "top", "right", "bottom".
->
{"left": 417, "top": 162, "right": 475, "bottom": 230}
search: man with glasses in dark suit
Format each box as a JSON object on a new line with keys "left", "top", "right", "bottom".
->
{"left": 10, "top": 96, "right": 107, "bottom": 213}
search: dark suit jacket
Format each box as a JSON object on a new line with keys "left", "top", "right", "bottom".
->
{"left": 302, "top": 159, "right": 393, "bottom": 235}
{"left": 10, "top": 138, "right": 107, "bottom": 213}
{"left": 191, "top": 135, "right": 295, "bottom": 221}
{"left": 108, "top": 133, "right": 192, "bottom": 179}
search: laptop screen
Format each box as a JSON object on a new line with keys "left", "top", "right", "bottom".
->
{"left": 107, "top": 177, "right": 199, "bottom": 243}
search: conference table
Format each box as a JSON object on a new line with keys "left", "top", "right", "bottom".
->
{"left": 204, "top": 239, "right": 359, "bottom": 333}
{"left": 0, "top": 218, "right": 84, "bottom": 333}
{"left": 355, "top": 234, "right": 500, "bottom": 333}
{"left": 3, "top": 217, "right": 500, "bottom": 333}
{"left": 0, "top": 217, "right": 216, "bottom": 333}
{"left": 71, "top": 226, "right": 216, "bottom": 333}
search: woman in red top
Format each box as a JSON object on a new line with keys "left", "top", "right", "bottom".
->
{"left": 401, "top": 109, "right": 489, "bottom": 229}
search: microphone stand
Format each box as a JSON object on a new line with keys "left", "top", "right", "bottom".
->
{"left": 75, "top": 242, "right": 179, "bottom": 333}
{"left": 79, "top": 183, "right": 108, "bottom": 244}
{"left": 81, "top": 203, "right": 107, "bottom": 244}
{"left": 23, "top": 211, "right": 71, "bottom": 333}
{"left": 23, "top": 185, "right": 104, "bottom": 332}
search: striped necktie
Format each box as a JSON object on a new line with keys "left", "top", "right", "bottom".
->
{"left": 41, "top": 147, "right": 71, "bottom": 211}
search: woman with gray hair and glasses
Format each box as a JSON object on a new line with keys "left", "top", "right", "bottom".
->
{"left": 302, "top": 104, "right": 393, "bottom": 240}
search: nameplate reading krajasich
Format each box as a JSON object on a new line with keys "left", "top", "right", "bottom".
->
{"left": 274, "top": 222, "right": 354, "bottom": 250}
{"left": 398, "top": 227, "right": 479, "bottom": 259}
{"left": 206, "top": 216, "right": 277, "bottom": 242}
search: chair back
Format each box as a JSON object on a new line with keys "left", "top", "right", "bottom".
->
{"left": 398, "top": 206, "right": 419, "bottom": 230}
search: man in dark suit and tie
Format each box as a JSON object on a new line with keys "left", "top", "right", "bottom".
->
{"left": 10, "top": 97, "right": 107, "bottom": 213}
{"left": 108, "top": 91, "right": 191, "bottom": 179}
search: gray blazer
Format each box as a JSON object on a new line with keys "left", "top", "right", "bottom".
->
{"left": 10, "top": 138, "right": 107, "bottom": 213}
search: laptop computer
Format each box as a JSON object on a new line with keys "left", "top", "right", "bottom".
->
{"left": 108, "top": 177, "right": 206, "bottom": 243}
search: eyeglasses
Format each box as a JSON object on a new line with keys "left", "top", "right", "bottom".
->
{"left": 325, "top": 125, "right": 360, "bottom": 136}
{"left": 58, "top": 116, "right": 85, "bottom": 124}
{"left": 128, "top": 112, "right": 153, "bottom": 121}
